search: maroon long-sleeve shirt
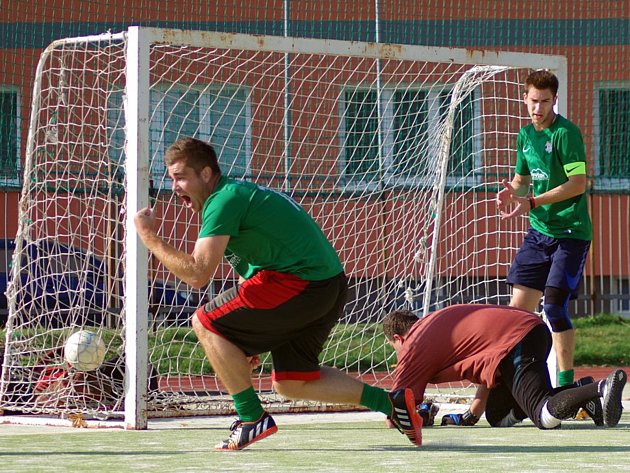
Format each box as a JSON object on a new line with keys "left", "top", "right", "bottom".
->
{"left": 393, "top": 304, "right": 545, "bottom": 401}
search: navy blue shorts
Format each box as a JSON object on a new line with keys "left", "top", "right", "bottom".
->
{"left": 507, "top": 228, "right": 590, "bottom": 298}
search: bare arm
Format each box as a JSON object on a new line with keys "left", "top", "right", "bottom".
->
{"left": 499, "top": 173, "right": 586, "bottom": 220}
{"left": 134, "top": 207, "right": 228, "bottom": 289}
{"left": 469, "top": 385, "right": 489, "bottom": 418}
{"left": 510, "top": 173, "right": 531, "bottom": 197}
{"left": 497, "top": 174, "right": 531, "bottom": 219}
{"left": 533, "top": 173, "right": 587, "bottom": 207}
{"left": 439, "top": 384, "right": 488, "bottom": 426}
{"left": 496, "top": 174, "right": 530, "bottom": 214}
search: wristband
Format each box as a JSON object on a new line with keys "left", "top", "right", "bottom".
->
{"left": 461, "top": 409, "right": 480, "bottom": 426}
{"left": 528, "top": 196, "right": 536, "bottom": 209}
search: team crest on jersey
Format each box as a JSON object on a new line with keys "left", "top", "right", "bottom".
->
{"left": 227, "top": 253, "right": 241, "bottom": 268}
{"left": 530, "top": 168, "right": 548, "bottom": 181}
{"left": 545, "top": 141, "right": 553, "bottom": 153}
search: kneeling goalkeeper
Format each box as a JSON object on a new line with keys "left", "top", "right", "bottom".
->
{"left": 384, "top": 305, "right": 626, "bottom": 432}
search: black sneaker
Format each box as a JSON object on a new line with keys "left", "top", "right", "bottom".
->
{"left": 581, "top": 398, "right": 604, "bottom": 426}
{"left": 574, "top": 376, "right": 604, "bottom": 426}
{"left": 600, "top": 369, "right": 627, "bottom": 427}
{"left": 388, "top": 388, "right": 423, "bottom": 446}
{"left": 215, "top": 412, "right": 278, "bottom": 450}
{"left": 576, "top": 376, "right": 595, "bottom": 387}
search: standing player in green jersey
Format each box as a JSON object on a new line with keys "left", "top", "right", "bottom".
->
{"left": 134, "top": 137, "right": 422, "bottom": 450}
{"left": 496, "top": 70, "right": 593, "bottom": 390}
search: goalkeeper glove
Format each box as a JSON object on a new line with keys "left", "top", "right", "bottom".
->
{"left": 440, "top": 409, "right": 480, "bottom": 426}
{"left": 417, "top": 402, "right": 439, "bottom": 427}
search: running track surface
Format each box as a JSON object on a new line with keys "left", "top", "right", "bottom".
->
{"left": 159, "top": 366, "right": 630, "bottom": 393}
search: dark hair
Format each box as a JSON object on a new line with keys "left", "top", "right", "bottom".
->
{"left": 165, "top": 137, "right": 221, "bottom": 176}
{"left": 524, "top": 70, "right": 559, "bottom": 97}
{"left": 383, "top": 309, "right": 419, "bottom": 341}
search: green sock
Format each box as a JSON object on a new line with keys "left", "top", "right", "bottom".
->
{"left": 360, "top": 384, "right": 391, "bottom": 416}
{"left": 558, "top": 369, "right": 575, "bottom": 387}
{"left": 232, "top": 386, "right": 264, "bottom": 422}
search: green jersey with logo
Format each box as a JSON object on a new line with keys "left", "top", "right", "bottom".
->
{"left": 198, "top": 176, "right": 343, "bottom": 280}
{"left": 515, "top": 115, "right": 592, "bottom": 241}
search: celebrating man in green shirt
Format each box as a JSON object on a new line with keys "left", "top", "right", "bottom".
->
{"left": 134, "top": 137, "right": 422, "bottom": 450}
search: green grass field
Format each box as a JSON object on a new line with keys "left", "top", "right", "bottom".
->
{"left": 0, "top": 315, "right": 627, "bottom": 472}
{"left": 0, "top": 405, "right": 628, "bottom": 473}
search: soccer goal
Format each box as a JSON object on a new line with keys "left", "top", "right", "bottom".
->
{"left": 1, "top": 27, "right": 566, "bottom": 428}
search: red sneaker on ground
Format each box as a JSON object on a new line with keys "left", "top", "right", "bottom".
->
{"left": 388, "top": 388, "right": 423, "bottom": 446}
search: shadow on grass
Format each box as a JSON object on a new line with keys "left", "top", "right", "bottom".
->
{"left": 210, "top": 443, "right": 630, "bottom": 454}
{"left": 0, "top": 450, "right": 189, "bottom": 457}
{"left": 380, "top": 444, "right": 630, "bottom": 453}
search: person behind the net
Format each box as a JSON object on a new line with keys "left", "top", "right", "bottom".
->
{"left": 383, "top": 305, "right": 626, "bottom": 434}
{"left": 496, "top": 69, "right": 592, "bottom": 392}
{"left": 134, "top": 137, "right": 423, "bottom": 451}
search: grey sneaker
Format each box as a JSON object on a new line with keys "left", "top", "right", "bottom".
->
{"left": 497, "top": 408, "right": 525, "bottom": 427}
{"left": 600, "top": 369, "right": 627, "bottom": 427}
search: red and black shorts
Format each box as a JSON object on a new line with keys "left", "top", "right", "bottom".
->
{"left": 194, "top": 270, "right": 347, "bottom": 382}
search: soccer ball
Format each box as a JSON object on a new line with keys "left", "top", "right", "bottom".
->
{"left": 64, "top": 330, "right": 106, "bottom": 371}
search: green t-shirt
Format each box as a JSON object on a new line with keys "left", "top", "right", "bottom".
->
{"left": 515, "top": 115, "right": 592, "bottom": 241}
{"left": 198, "top": 176, "right": 343, "bottom": 280}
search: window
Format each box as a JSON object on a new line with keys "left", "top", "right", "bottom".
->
{"left": 0, "top": 88, "right": 21, "bottom": 186}
{"left": 341, "top": 89, "right": 380, "bottom": 184}
{"left": 108, "top": 85, "right": 251, "bottom": 190}
{"left": 439, "top": 89, "right": 476, "bottom": 180}
{"left": 595, "top": 85, "right": 630, "bottom": 190}
{"left": 151, "top": 86, "right": 251, "bottom": 189}
{"left": 609, "top": 276, "right": 630, "bottom": 317}
{"left": 340, "top": 86, "right": 478, "bottom": 189}
{"left": 392, "top": 89, "right": 430, "bottom": 179}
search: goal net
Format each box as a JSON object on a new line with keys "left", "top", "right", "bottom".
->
{"left": 1, "top": 27, "right": 565, "bottom": 427}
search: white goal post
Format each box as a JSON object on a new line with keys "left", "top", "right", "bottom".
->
{"left": 1, "top": 27, "right": 566, "bottom": 429}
